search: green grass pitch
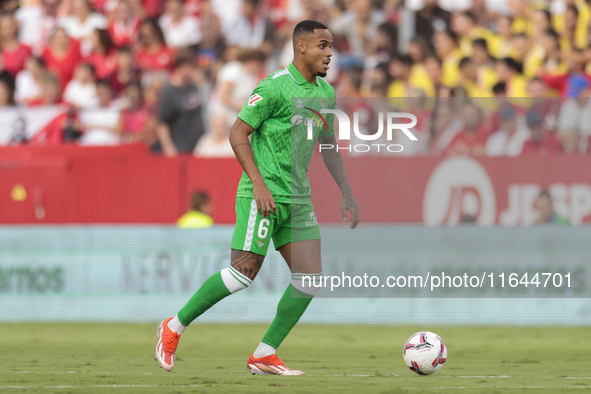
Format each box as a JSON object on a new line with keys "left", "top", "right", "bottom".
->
{"left": 1, "top": 323, "right": 590, "bottom": 393}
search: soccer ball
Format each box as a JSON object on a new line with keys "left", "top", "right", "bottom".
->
{"left": 403, "top": 331, "right": 447, "bottom": 375}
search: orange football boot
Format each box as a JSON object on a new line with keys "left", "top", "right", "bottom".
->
{"left": 155, "top": 318, "right": 180, "bottom": 371}
{"left": 247, "top": 353, "right": 305, "bottom": 375}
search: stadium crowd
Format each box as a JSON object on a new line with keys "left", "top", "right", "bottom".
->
{"left": 0, "top": 0, "right": 590, "bottom": 156}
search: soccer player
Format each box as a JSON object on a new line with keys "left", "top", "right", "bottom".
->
{"left": 156, "top": 20, "right": 359, "bottom": 375}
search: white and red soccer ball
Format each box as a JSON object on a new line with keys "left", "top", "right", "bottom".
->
{"left": 403, "top": 331, "right": 447, "bottom": 375}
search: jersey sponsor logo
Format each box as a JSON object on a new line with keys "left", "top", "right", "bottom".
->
{"left": 248, "top": 93, "right": 263, "bottom": 106}
{"left": 291, "top": 115, "right": 304, "bottom": 125}
{"left": 305, "top": 211, "right": 318, "bottom": 226}
{"left": 303, "top": 107, "right": 329, "bottom": 131}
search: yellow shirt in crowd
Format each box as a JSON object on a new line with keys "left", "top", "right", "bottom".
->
{"left": 441, "top": 49, "right": 463, "bottom": 88}
{"left": 553, "top": 0, "right": 589, "bottom": 50}
{"left": 177, "top": 211, "right": 214, "bottom": 229}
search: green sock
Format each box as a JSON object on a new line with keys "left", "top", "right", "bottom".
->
{"left": 177, "top": 272, "right": 231, "bottom": 326}
{"left": 261, "top": 284, "right": 313, "bottom": 349}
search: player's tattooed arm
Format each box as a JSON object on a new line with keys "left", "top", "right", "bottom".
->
{"left": 318, "top": 135, "right": 360, "bottom": 229}
{"left": 231, "top": 249, "right": 265, "bottom": 280}
{"left": 232, "top": 142, "right": 250, "bottom": 148}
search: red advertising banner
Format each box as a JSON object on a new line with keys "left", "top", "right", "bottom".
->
{"left": 1, "top": 146, "right": 590, "bottom": 225}
{"left": 309, "top": 154, "right": 591, "bottom": 226}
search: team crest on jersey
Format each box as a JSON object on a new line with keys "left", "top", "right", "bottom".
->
{"left": 248, "top": 93, "right": 263, "bottom": 106}
{"left": 257, "top": 240, "right": 265, "bottom": 247}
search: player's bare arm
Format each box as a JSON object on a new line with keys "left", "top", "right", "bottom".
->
{"left": 318, "top": 134, "right": 360, "bottom": 229}
{"left": 229, "top": 118, "right": 276, "bottom": 218}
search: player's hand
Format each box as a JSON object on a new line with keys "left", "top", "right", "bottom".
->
{"left": 253, "top": 180, "right": 276, "bottom": 218}
{"left": 340, "top": 189, "right": 359, "bottom": 229}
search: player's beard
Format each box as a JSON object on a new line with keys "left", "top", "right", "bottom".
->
{"left": 317, "top": 70, "right": 328, "bottom": 77}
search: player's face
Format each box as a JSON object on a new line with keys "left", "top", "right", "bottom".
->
{"left": 305, "top": 29, "right": 333, "bottom": 78}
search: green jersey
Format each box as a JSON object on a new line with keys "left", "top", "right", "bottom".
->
{"left": 236, "top": 62, "right": 335, "bottom": 204}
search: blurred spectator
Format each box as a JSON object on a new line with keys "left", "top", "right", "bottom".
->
{"left": 337, "top": 68, "right": 364, "bottom": 98}
{"left": 414, "top": 0, "right": 452, "bottom": 47}
{"left": 15, "top": 57, "right": 47, "bottom": 104}
{"left": 16, "top": 0, "right": 61, "bottom": 56}
{"left": 407, "top": 37, "right": 429, "bottom": 76}
{"left": 41, "top": 27, "right": 83, "bottom": 87}
{"left": 526, "top": 77, "right": 561, "bottom": 129}
{"left": 557, "top": 94, "right": 591, "bottom": 153}
{"left": 110, "top": 45, "right": 141, "bottom": 95}
{"left": 116, "top": 82, "right": 156, "bottom": 144}
{"left": 194, "top": 112, "right": 234, "bottom": 157}
{"left": 224, "top": 0, "right": 275, "bottom": 54}
{"left": 297, "top": 0, "right": 331, "bottom": 27}
{"left": 492, "top": 14, "right": 514, "bottom": 58}
{"left": 0, "top": 15, "right": 33, "bottom": 78}
{"left": 143, "top": 75, "right": 164, "bottom": 113}
{"left": 135, "top": 17, "right": 174, "bottom": 72}
{"left": 361, "top": 61, "right": 390, "bottom": 96}
{"left": 446, "top": 102, "right": 488, "bottom": 155}
{"left": 215, "top": 48, "right": 265, "bottom": 125}
{"left": 534, "top": 190, "right": 569, "bottom": 224}
{"left": 366, "top": 22, "right": 398, "bottom": 69}
{"left": 330, "top": 0, "right": 385, "bottom": 63}
{"left": 0, "top": 70, "right": 16, "bottom": 107}
{"left": 433, "top": 29, "right": 462, "bottom": 88}
{"left": 485, "top": 105, "right": 529, "bottom": 156}
{"left": 541, "top": 49, "right": 590, "bottom": 97}
{"left": 471, "top": 38, "right": 496, "bottom": 93}
{"left": 387, "top": 54, "right": 435, "bottom": 98}
{"left": 177, "top": 190, "right": 214, "bottom": 229}
{"left": 533, "top": 9, "right": 553, "bottom": 49}
{"left": 430, "top": 99, "right": 463, "bottom": 154}
{"left": 521, "top": 110, "right": 563, "bottom": 155}
{"left": 511, "top": 32, "right": 540, "bottom": 79}
{"left": 195, "top": 8, "right": 225, "bottom": 81}
{"left": 423, "top": 55, "right": 443, "bottom": 95}
{"left": 143, "top": 0, "right": 166, "bottom": 18}
{"left": 561, "top": 5, "right": 582, "bottom": 51}
{"left": 489, "top": 82, "right": 527, "bottom": 132}
{"left": 508, "top": 0, "right": 532, "bottom": 35}
{"left": 539, "top": 29, "right": 565, "bottom": 76}
{"left": 28, "top": 72, "right": 63, "bottom": 106}
{"left": 79, "top": 80, "right": 120, "bottom": 145}
{"left": 452, "top": 10, "right": 492, "bottom": 57}
{"left": 154, "top": 55, "right": 205, "bottom": 156}
{"left": 458, "top": 57, "right": 491, "bottom": 97}
{"left": 107, "top": 0, "right": 140, "bottom": 47}
{"left": 63, "top": 63, "right": 98, "bottom": 109}
{"left": 495, "top": 57, "right": 528, "bottom": 97}
{"left": 59, "top": 0, "right": 108, "bottom": 56}
{"left": 86, "top": 29, "right": 117, "bottom": 80}
{"left": 159, "top": 0, "right": 201, "bottom": 49}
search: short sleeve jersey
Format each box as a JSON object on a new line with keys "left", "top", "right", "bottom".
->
{"left": 237, "top": 62, "right": 335, "bottom": 205}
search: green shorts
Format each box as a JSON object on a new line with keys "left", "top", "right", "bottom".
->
{"left": 230, "top": 198, "right": 321, "bottom": 255}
